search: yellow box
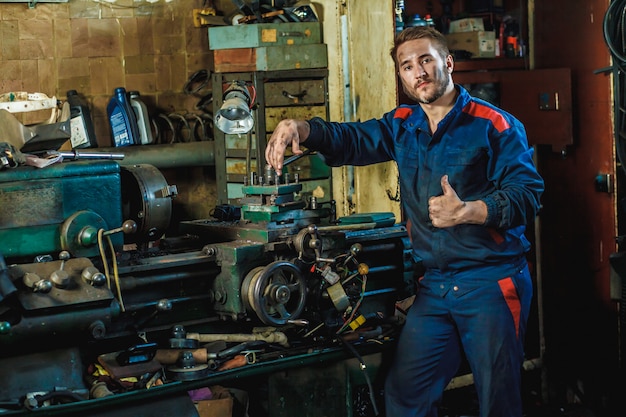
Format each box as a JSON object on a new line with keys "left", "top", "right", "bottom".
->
{"left": 446, "top": 31, "right": 496, "bottom": 58}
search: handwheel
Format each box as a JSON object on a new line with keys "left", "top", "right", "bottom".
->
{"left": 241, "top": 261, "right": 307, "bottom": 326}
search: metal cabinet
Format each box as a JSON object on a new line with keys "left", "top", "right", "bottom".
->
{"left": 212, "top": 69, "right": 331, "bottom": 206}
{"left": 453, "top": 65, "right": 573, "bottom": 153}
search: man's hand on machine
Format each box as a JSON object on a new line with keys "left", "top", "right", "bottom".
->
{"left": 265, "top": 119, "right": 311, "bottom": 175}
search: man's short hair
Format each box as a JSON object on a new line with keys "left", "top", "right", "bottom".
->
{"left": 390, "top": 26, "right": 450, "bottom": 65}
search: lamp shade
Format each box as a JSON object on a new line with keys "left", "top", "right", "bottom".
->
{"left": 215, "top": 83, "right": 254, "bottom": 134}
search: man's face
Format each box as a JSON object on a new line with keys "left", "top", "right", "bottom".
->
{"left": 396, "top": 38, "right": 453, "bottom": 104}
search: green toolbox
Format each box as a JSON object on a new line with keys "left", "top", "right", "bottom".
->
{"left": 208, "top": 22, "right": 322, "bottom": 50}
{"left": 211, "top": 43, "right": 328, "bottom": 72}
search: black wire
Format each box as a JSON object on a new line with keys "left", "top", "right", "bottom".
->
{"left": 32, "top": 390, "right": 86, "bottom": 407}
{"left": 339, "top": 337, "right": 380, "bottom": 416}
{"left": 183, "top": 69, "right": 210, "bottom": 96}
{"left": 603, "top": 0, "right": 626, "bottom": 173}
{"left": 603, "top": 0, "right": 626, "bottom": 62}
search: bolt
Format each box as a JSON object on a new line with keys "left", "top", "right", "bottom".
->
{"left": 172, "top": 324, "right": 186, "bottom": 339}
{"left": 203, "top": 245, "right": 217, "bottom": 256}
{"left": 156, "top": 298, "right": 173, "bottom": 312}
{"left": 0, "top": 321, "right": 11, "bottom": 334}
{"left": 89, "top": 320, "right": 107, "bottom": 339}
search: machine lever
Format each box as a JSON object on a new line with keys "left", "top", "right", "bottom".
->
{"left": 102, "top": 220, "right": 138, "bottom": 236}
{"left": 282, "top": 149, "right": 313, "bottom": 167}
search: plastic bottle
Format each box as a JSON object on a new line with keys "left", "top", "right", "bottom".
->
{"left": 395, "top": 14, "right": 405, "bottom": 34}
{"left": 107, "top": 87, "right": 139, "bottom": 147}
{"left": 128, "top": 91, "right": 154, "bottom": 145}
{"left": 66, "top": 90, "right": 98, "bottom": 149}
{"left": 394, "top": 0, "right": 405, "bottom": 34}
{"left": 406, "top": 14, "right": 427, "bottom": 27}
{"left": 424, "top": 14, "right": 435, "bottom": 28}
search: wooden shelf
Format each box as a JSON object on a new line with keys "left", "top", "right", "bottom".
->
{"left": 454, "top": 58, "right": 527, "bottom": 72}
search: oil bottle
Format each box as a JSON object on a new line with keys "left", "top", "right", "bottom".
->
{"left": 66, "top": 90, "right": 98, "bottom": 148}
{"left": 107, "top": 87, "right": 139, "bottom": 147}
{"left": 128, "top": 91, "right": 154, "bottom": 145}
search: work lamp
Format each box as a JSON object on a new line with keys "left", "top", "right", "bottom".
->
{"left": 214, "top": 81, "right": 254, "bottom": 134}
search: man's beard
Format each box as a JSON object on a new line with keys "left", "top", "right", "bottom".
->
{"left": 403, "top": 64, "right": 450, "bottom": 104}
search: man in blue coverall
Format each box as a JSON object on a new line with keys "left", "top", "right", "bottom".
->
{"left": 265, "top": 26, "right": 544, "bottom": 417}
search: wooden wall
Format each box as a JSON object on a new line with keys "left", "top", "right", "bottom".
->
{"left": 0, "top": 0, "right": 214, "bottom": 144}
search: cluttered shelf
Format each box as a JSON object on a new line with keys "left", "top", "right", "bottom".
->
{"left": 454, "top": 57, "right": 527, "bottom": 72}
{"left": 0, "top": 338, "right": 397, "bottom": 417}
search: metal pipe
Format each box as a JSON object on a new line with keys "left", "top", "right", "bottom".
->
{"left": 119, "top": 268, "right": 220, "bottom": 290}
{"left": 97, "top": 141, "right": 215, "bottom": 169}
{"left": 122, "top": 294, "right": 214, "bottom": 313}
{"left": 59, "top": 150, "right": 125, "bottom": 160}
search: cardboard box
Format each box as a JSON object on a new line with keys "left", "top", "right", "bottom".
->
{"left": 209, "top": 22, "right": 322, "bottom": 50}
{"left": 449, "top": 17, "right": 485, "bottom": 33}
{"left": 195, "top": 397, "right": 233, "bottom": 417}
{"left": 446, "top": 31, "right": 496, "bottom": 58}
{"left": 211, "top": 43, "right": 328, "bottom": 72}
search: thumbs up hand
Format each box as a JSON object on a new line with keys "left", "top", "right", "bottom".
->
{"left": 428, "top": 175, "right": 467, "bottom": 228}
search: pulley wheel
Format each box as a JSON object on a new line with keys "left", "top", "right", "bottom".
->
{"left": 241, "top": 261, "right": 307, "bottom": 326}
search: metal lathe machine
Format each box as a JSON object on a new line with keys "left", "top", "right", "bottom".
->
{"left": 0, "top": 157, "right": 414, "bottom": 416}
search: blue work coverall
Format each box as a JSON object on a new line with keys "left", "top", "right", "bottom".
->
{"left": 302, "top": 85, "right": 544, "bottom": 417}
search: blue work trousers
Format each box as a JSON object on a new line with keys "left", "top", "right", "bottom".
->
{"left": 385, "top": 264, "right": 533, "bottom": 417}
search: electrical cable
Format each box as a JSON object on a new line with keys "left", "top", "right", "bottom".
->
{"left": 183, "top": 69, "right": 210, "bottom": 96}
{"left": 603, "top": 0, "right": 626, "bottom": 173}
{"left": 336, "top": 272, "right": 367, "bottom": 335}
{"left": 97, "top": 229, "right": 111, "bottom": 290}
{"left": 106, "top": 234, "right": 124, "bottom": 312}
{"left": 339, "top": 336, "right": 380, "bottom": 416}
{"left": 603, "top": 0, "right": 626, "bottom": 373}
{"left": 97, "top": 228, "right": 125, "bottom": 312}
{"left": 27, "top": 390, "right": 86, "bottom": 409}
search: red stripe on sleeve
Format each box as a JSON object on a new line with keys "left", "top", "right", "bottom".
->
{"left": 463, "top": 102, "right": 510, "bottom": 133}
{"left": 394, "top": 107, "right": 413, "bottom": 120}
